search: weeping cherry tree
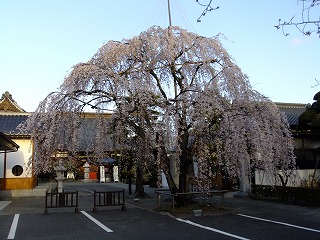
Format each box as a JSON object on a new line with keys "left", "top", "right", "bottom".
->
{"left": 24, "top": 26, "right": 296, "bottom": 202}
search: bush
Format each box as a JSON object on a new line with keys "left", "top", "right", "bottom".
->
{"left": 251, "top": 185, "right": 320, "bottom": 206}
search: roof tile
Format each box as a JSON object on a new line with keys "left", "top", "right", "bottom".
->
{"left": 0, "top": 115, "right": 29, "bottom": 134}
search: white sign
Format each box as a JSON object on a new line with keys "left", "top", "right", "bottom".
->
{"left": 113, "top": 166, "right": 119, "bottom": 182}
{"left": 100, "top": 166, "right": 105, "bottom": 183}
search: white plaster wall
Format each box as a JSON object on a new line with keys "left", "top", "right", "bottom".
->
{"left": 255, "top": 169, "right": 320, "bottom": 187}
{"left": 3, "top": 139, "right": 33, "bottom": 178}
{"left": 0, "top": 154, "right": 4, "bottom": 178}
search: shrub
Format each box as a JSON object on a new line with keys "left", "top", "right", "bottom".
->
{"left": 251, "top": 185, "right": 320, "bottom": 206}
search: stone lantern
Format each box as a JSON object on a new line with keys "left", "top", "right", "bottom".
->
{"left": 54, "top": 159, "right": 66, "bottom": 193}
{"left": 83, "top": 162, "right": 90, "bottom": 182}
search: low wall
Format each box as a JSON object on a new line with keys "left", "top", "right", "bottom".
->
{"left": 0, "top": 185, "right": 47, "bottom": 197}
{"left": 255, "top": 169, "right": 320, "bottom": 187}
{"left": 0, "top": 177, "right": 37, "bottom": 190}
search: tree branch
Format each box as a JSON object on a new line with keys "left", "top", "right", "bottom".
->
{"left": 196, "top": 0, "right": 219, "bottom": 22}
{"left": 275, "top": 0, "right": 320, "bottom": 37}
{"left": 149, "top": 69, "right": 168, "bottom": 101}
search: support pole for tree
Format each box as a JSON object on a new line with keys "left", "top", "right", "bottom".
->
{"left": 167, "top": 0, "right": 177, "bottom": 99}
{"left": 167, "top": 0, "right": 172, "bottom": 27}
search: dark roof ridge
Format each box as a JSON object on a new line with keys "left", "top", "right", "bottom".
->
{"left": 275, "top": 102, "right": 307, "bottom": 108}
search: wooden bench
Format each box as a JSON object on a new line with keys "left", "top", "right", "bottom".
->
{"left": 155, "top": 189, "right": 228, "bottom": 211}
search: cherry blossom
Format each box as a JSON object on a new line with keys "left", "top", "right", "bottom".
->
{"left": 23, "top": 26, "right": 296, "bottom": 195}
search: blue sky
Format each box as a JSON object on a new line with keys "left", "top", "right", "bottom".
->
{"left": 1, "top": 0, "right": 319, "bottom": 112}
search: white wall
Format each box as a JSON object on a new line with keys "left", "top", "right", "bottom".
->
{"left": 0, "top": 154, "right": 4, "bottom": 178}
{"left": 255, "top": 169, "right": 320, "bottom": 187}
{"left": 0, "top": 139, "right": 33, "bottom": 178}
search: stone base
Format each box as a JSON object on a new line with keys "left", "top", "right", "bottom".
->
{"left": 193, "top": 209, "right": 202, "bottom": 216}
{"left": 81, "top": 179, "right": 97, "bottom": 183}
{"left": 0, "top": 185, "right": 48, "bottom": 197}
{"left": 233, "top": 191, "right": 251, "bottom": 199}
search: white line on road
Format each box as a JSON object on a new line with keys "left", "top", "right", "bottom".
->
{"left": 176, "top": 218, "right": 250, "bottom": 240}
{"left": 7, "top": 214, "right": 19, "bottom": 239}
{"left": 0, "top": 201, "right": 11, "bottom": 211}
{"left": 238, "top": 214, "right": 320, "bottom": 233}
{"left": 81, "top": 211, "right": 113, "bottom": 233}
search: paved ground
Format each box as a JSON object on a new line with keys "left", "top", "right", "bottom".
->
{"left": 1, "top": 181, "right": 161, "bottom": 214}
{"left": 1, "top": 181, "right": 319, "bottom": 216}
{"left": 1, "top": 181, "right": 320, "bottom": 239}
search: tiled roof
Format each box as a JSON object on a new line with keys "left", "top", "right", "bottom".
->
{"left": 0, "top": 115, "right": 29, "bottom": 135}
{"left": 276, "top": 103, "right": 306, "bottom": 126}
{"left": 0, "top": 91, "right": 26, "bottom": 113}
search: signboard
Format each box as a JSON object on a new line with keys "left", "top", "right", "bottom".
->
{"left": 113, "top": 166, "right": 119, "bottom": 182}
{"left": 99, "top": 166, "right": 105, "bottom": 183}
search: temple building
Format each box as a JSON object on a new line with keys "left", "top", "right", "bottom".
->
{"left": 0, "top": 91, "right": 36, "bottom": 191}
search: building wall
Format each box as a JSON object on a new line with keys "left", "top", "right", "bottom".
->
{"left": 0, "top": 138, "right": 35, "bottom": 190}
{"left": 255, "top": 169, "right": 320, "bottom": 187}
{"left": 294, "top": 137, "right": 320, "bottom": 150}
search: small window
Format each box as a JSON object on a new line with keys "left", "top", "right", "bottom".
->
{"left": 12, "top": 165, "right": 23, "bottom": 176}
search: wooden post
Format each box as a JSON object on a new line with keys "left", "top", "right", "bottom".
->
{"left": 3, "top": 150, "right": 6, "bottom": 189}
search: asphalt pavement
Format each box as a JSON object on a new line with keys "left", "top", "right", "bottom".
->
{"left": 1, "top": 181, "right": 320, "bottom": 240}
{"left": 1, "top": 181, "right": 320, "bottom": 219}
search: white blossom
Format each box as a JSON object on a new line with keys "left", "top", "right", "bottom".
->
{"left": 24, "top": 26, "right": 295, "bottom": 192}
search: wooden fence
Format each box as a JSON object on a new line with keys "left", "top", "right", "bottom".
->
{"left": 93, "top": 189, "right": 125, "bottom": 212}
{"left": 44, "top": 191, "right": 79, "bottom": 213}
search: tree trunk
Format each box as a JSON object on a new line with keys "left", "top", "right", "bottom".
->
{"left": 134, "top": 166, "right": 147, "bottom": 198}
{"left": 163, "top": 165, "right": 192, "bottom": 206}
{"left": 161, "top": 154, "right": 194, "bottom": 206}
{"left": 178, "top": 152, "right": 190, "bottom": 193}
{"left": 155, "top": 130, "right": 192, "bottom": 206}
{"left": 163, "top": 166, "right": 178, "bottom": 192}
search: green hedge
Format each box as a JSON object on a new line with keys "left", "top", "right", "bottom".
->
{"left": 251, "top": 185, "right": 320, "bottom": 206}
